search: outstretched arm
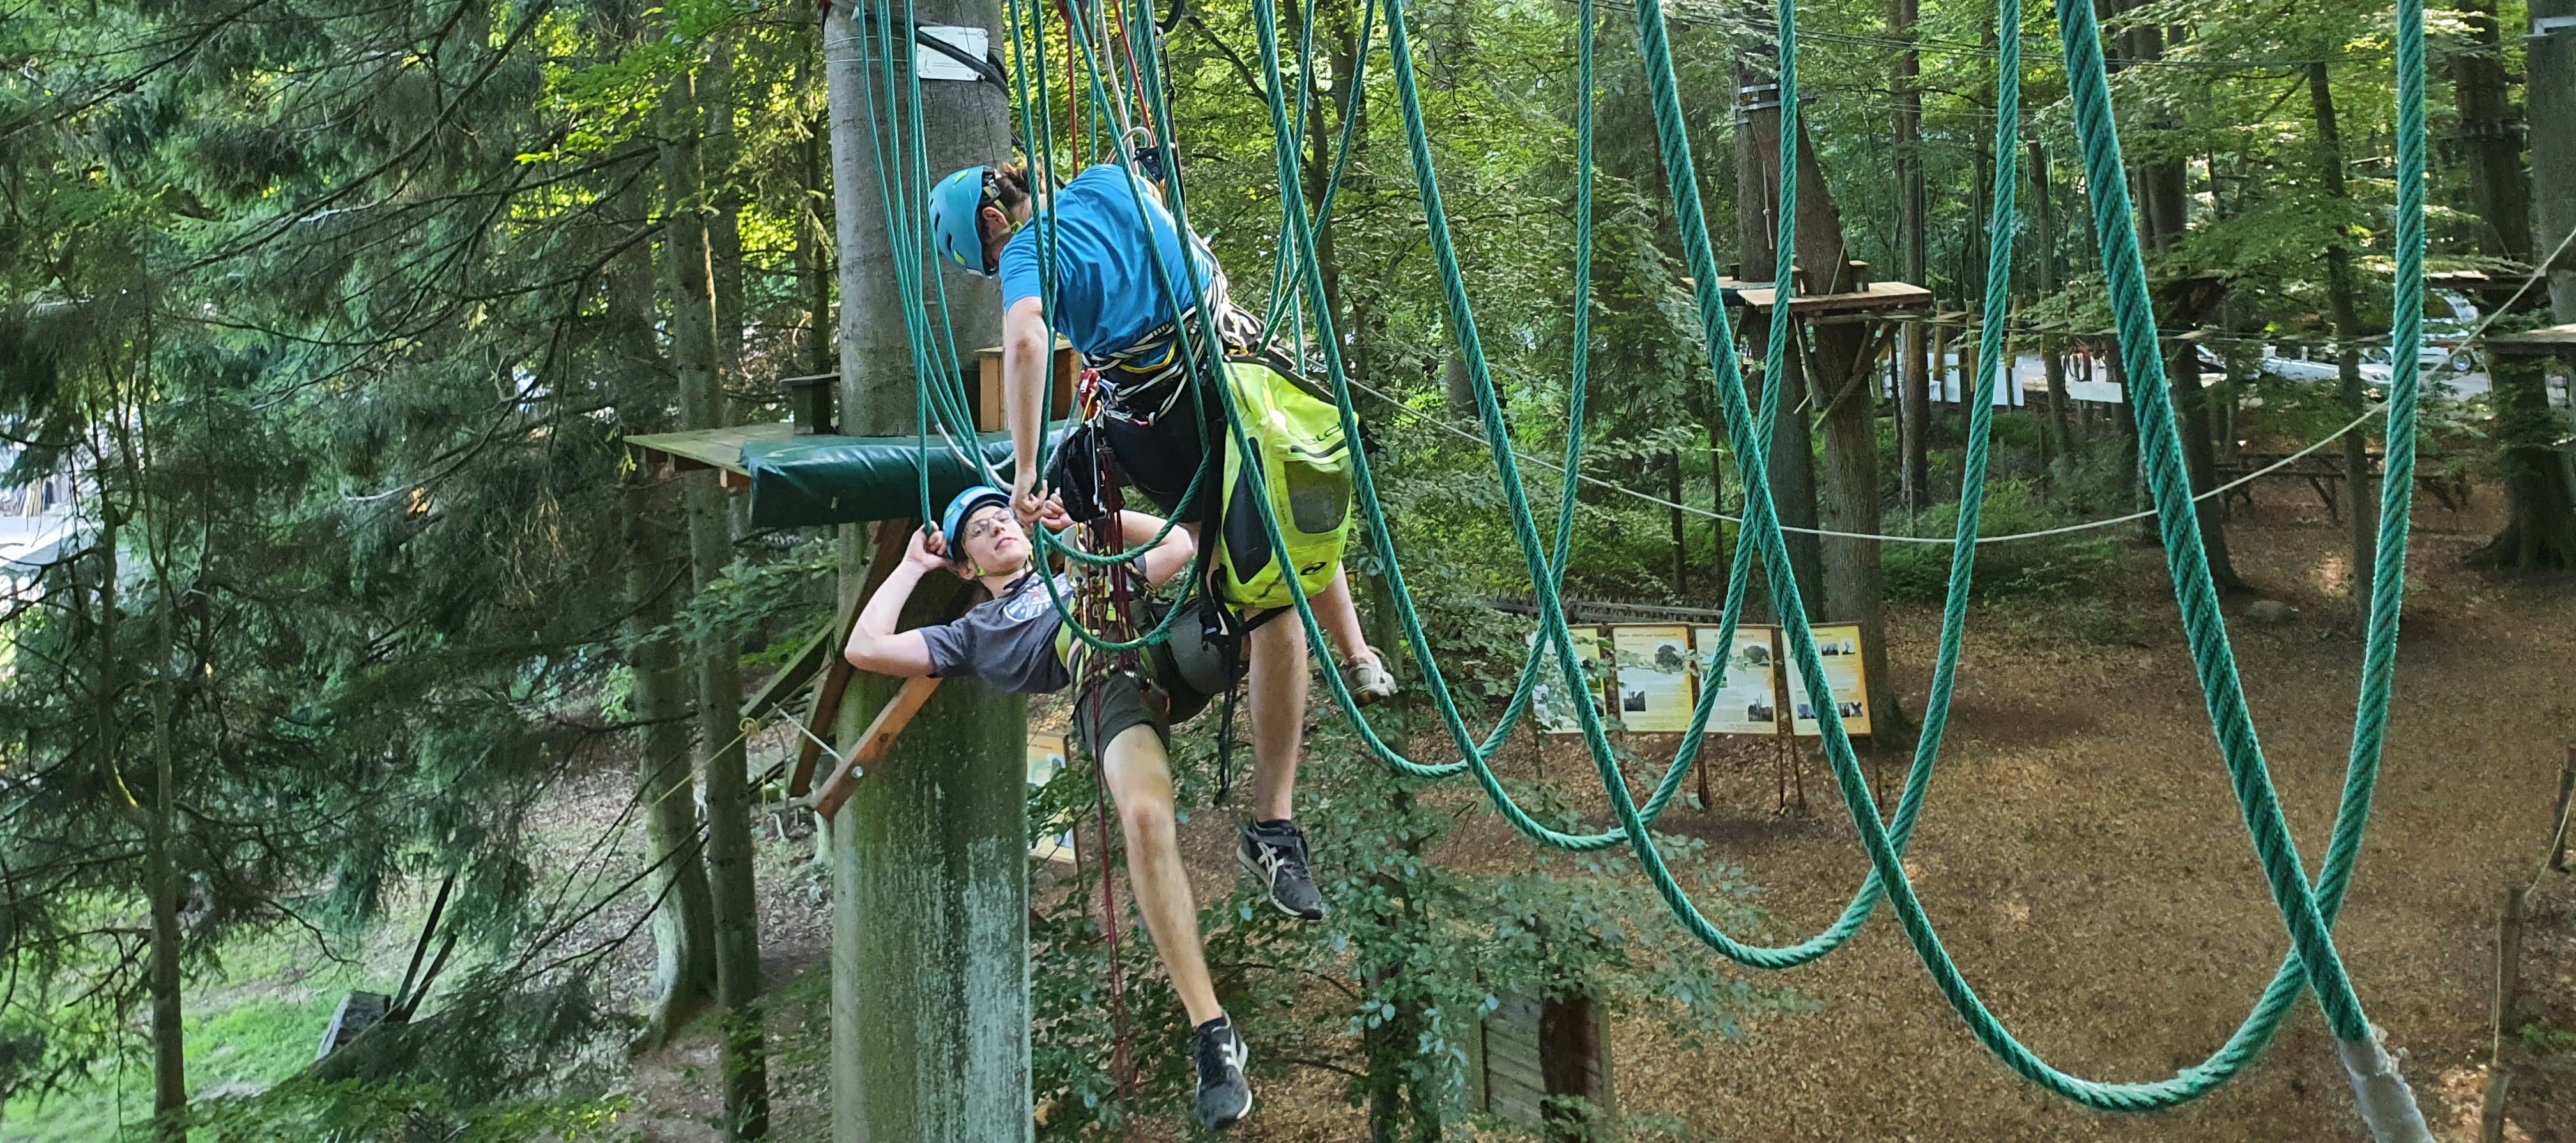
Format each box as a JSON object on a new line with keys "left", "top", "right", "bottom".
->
{"left": 1002, "top": 295, "right": 1052, "bottom": 523}
{"left": 842, "top": 528, "right": 951, "bottom": 677}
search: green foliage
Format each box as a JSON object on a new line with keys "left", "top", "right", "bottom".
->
{"left": 1882, "top": 478, "right": 2127, "bottom": 603}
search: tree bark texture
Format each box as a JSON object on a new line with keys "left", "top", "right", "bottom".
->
{"left": 2455, "top": 0, "right": 2532, "bottom": 262}
{"left": 2310, "top": 61, "right": 2381, "bottom": 620}
{"left": 2470, "top": 356, "right": 2576, "bottom": 569}
{"left": 1732, "top": 61, "right": 1824, "bottom": 618}
{"left": 1892, "top": 0, "right": 1930, "bottom": 510}
{"left": 664, "top": 66, "right": 769, "bottom": 1137}
{"left": 2534, "top": 0, "right": 2576, "bottom": 316}
{"left": 825, "top": 3, "right": 1032, "bottom": 1140}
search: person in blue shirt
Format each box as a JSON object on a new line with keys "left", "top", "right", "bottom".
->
{"left": 926, "top": 158, "right": 1391, "bottom": 939}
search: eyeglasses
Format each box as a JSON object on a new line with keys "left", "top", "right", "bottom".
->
{"left": 965, "top": 512, "right": 1011, "bottom": 542}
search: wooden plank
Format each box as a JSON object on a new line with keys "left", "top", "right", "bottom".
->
{"left": 808, "top": 675, "right": 942, "bottom": 819}
{"left": 2481, "top": 323, "right": 2576, "bottom": 356}
{"left": 1727, "top": 279, "right": 1935, "bottom": 315}
{"left": 627, "top": 422, "right": 799, "bottom": 475}
{"left": 795, "top": 523, "right": 910, "bottom": 795}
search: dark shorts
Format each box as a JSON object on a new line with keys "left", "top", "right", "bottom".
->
{"left": 1073, "top": 669, "right": 1170, "bottom": 759}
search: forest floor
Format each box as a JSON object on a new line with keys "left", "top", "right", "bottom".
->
{"left": 609, "top": 484, "right": 2576, "bottom": 1142}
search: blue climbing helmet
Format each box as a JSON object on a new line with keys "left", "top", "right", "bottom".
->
{"left": 930, "top": 165, "right": 997, "bottom": 277}
{"left": 940, "top": 484, "right": 1013, "bottom": 560}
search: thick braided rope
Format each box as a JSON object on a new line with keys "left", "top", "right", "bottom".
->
{"left": 2052, "top": 0, "right": 2377, "bottom": 1042}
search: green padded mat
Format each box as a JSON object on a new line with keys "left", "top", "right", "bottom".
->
{"left": 740, "top": 426, "right": 1070, "bottom": 528}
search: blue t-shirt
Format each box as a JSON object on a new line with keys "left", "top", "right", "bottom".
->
{"left": 998, "top": 164, "right": 1215, "bottom": 358}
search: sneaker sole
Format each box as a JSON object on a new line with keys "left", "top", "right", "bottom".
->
{"left": 1204, "top": 1087, "right": 1252, "bottom": 1131}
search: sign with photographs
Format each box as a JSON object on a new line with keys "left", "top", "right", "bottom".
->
{"left": 1785, "top": 623, "right": 1873, "bottom": 737}
{"left": 1690, "top": 624, "right": 1783, "bottom": 736}
{"left": 1529, "top": 627, "right": 1609, "bottom": 734}
{"left": 1611, "top": 625, "right": 1695, "bottom": 732}
{"left": 1531, "top": 619, "right": 1871, "bottom": 739}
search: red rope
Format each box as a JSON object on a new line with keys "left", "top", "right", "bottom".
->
{"left": 1076, "top": 438, "right": 1142, "bottom": 1134}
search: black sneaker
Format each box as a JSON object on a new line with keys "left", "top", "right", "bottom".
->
{"left": 1236, "top": 820, "right": 1327, "bottom": 921}
{"left": 1192, "top": 1017, "right": 1253, "bottom": 1130}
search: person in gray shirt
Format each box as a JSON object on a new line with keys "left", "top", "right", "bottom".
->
{"left": 842, "top": 484, "right": 1258, "bottom": 1130}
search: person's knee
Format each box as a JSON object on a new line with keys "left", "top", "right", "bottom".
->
{"left": 1118, "top": 795, "right": 1177, "bottom": 851}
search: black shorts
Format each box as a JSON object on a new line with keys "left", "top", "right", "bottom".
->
{"left": 1098, "top": 402, "right": 1220, "bottom": 521}
{"left": 1073, "top": 670, "right": 1170, "bottom": 759}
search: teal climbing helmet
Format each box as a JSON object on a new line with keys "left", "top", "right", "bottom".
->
{"left": 930, "top": 165, "right": 997, "bottom": 277}
{"left": 940, "top": 484, "right": 1013, "bottom": 558}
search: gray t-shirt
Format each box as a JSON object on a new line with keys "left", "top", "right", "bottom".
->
{"left": 918, "top": 571, "right": 1074, "bottom": 694}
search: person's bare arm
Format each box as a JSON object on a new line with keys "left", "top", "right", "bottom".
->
{"left": 842, "top": 528, "right": 951, "bottom": 676}
{"left": 1119, "top": 510, "right": 1197, "bottom": 587}
{"left": 1002, "top": 295, "right": 1052, "bottom": 523}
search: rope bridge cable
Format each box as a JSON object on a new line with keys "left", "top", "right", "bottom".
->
{"left": 1340, "top": 368, "right": 2395, "bottom": 546}
{"left": 842, "top": 0, "right": 2435, "bottom": 1130}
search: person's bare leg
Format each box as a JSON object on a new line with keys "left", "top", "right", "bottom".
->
{"left": 1310, "top": 566, "right": 1379, "bottom": 671}
{"left": 1100, "top": 725, "right": 1223, "bottom": 1027}
{"left": 1245, "top": 612, "right": 1309, "bottom": 824}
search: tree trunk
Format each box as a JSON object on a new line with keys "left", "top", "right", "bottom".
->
{"left": 2310, "top": 61, "right": 2380, "bottom": 620}
{"left": 664, "top": 67, "right": 769, "bottom": 1138}
{"left": 145, "top": 533, "right": 185, "bottom": 1142}
{"left": 1666, "top": 450, "right": 1688, "bottom": 598}
{"left": 2031, "top": 139, "right": 2073, "bottom": 469}
{"left": 1741, "top": 63, "right": 1903, "bottom": 728}
{"left": 2472, "top": 0, "right": 2576, "bottom": 567}
{"left": 1442, "top": 349, "right": 1475, "bottom": 417}
{"left": 1733, "top": 60, "right": 1825, "bottom": 619}
{"left": 2469, "top": 355, "right": 2576, "bottom": 568}
{"left": 824, "top": 4, "right": 1031, "bottom": 1140}
{"left": 2532, "top": 0, "right": 2575, "bottom": 316}
{"left": 707, "top": 35, "right": 746, "bottom": 379}
{"left": 606, "top": 121, "right": 719, "bottom": 1048}
{"left": 1892, "top": 0, "right": 1930, "bottom": 510}
{"left": 628, "top": 512, "right": 718, "bottom": 1047}
{"left": 2455, "top": 0, "right": 2533, "bottom": 262}
{"left": 798, "top": 27, "right": 839, "bottom": 378}
{"left": 2166, "top": 335, "right": 2242, "bottom": 589}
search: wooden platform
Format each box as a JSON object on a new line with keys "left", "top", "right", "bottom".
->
{"left": 627, "top": 422, "right": 797, "bottom": 487}
{"left": 2481, "top": 323, "right": 2576, "bottom": 357}
{"left": 1719, "top": 279, "right": 1934, "bottom": 315}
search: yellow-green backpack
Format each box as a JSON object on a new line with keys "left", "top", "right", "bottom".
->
{"left": 1214, "top": 360, "right": 1353, "bottom": 613}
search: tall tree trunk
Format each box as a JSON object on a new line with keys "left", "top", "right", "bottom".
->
{"left": 627, "top": 507, "right": 718, "bottom": 1047}
{"left": 1892, "top": 0, "right": 1930, "bottom": 510}
{"left": 1733, "top": 59, "right": 1825, "bottom": 619}
{"left": 2533, "top": 0, "right": 2576, "bottom": 316}
{"left": 1739, "top": 54, "right": 1903, "bottom": 728}
{"left": 664, "top": 67, "right": 769, "bottom": 1138}
{"left": 2166, "top": 333, "right": 2242, "bottom": 589}
{"left": 2454, "top": 0, "right": 2533, "bottom": 262}
{"left": 707, "top": 35, "right": 746, "bottom": 379}
{"left": 2474, "top": 1, "right": 2576, "bottom": 567}
{"left": 2309, "top": 61, "right": 2380, "bottom": 620}
{"left": 2471, "top": 355, "right": 2576, "bottom": 568}
{"left": 824, "top": 5, "right": 1031, "bottom": 1140}
{"left": 1666, "top": 450, "right": 1688, "bottom": 597}
{"left": 2031, "top": 139, "right": 2073, "bottom": 469}
{"left": 143, "top": 522, "right": 184, "bottom": 1142}
{"left": 800, "top": 22, "right": 836, "bottom": 381}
